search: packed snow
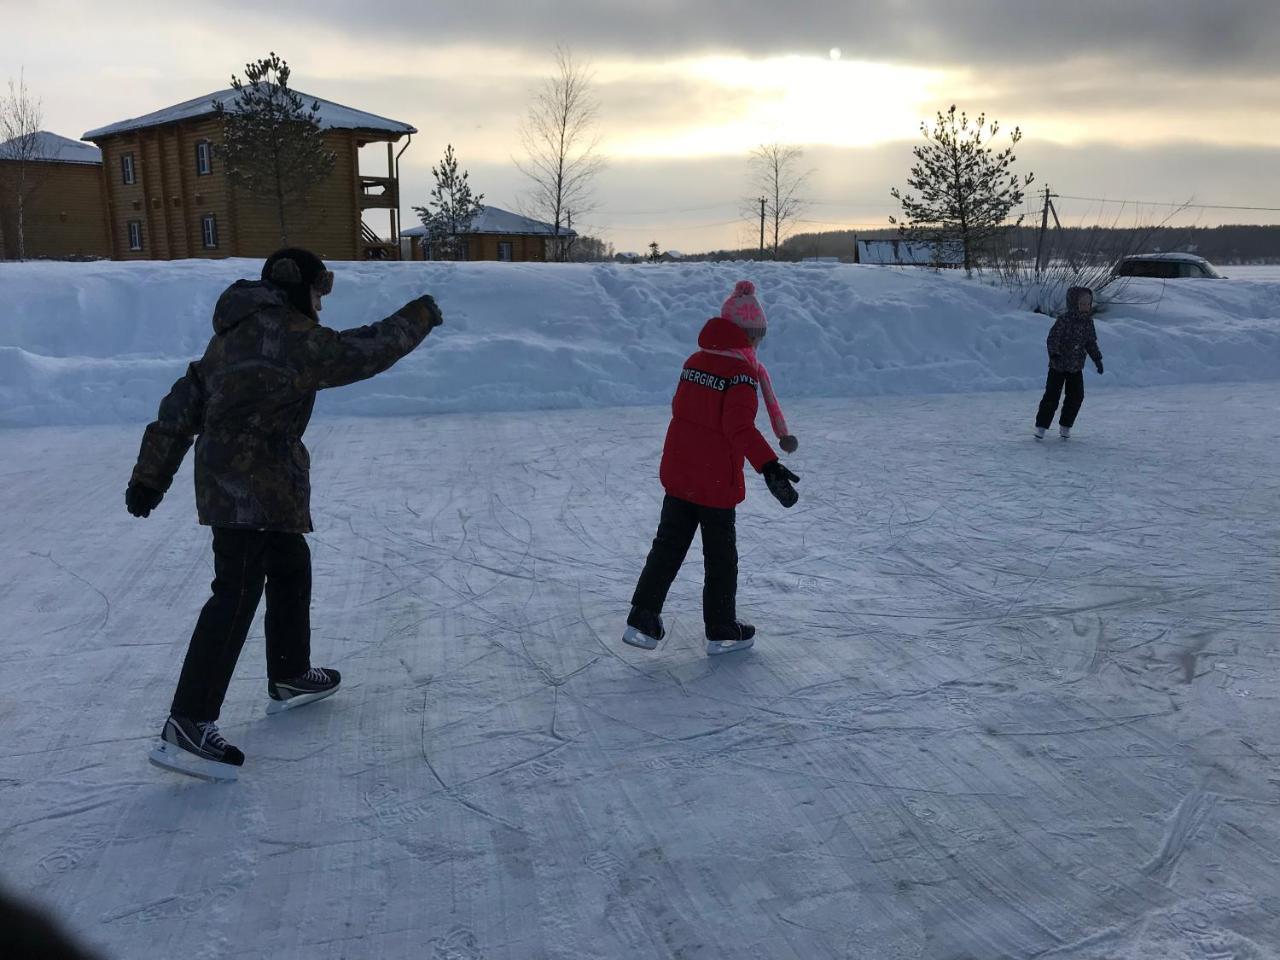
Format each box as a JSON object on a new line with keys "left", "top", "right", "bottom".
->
{"left": 2, "top": 260, "right": 1280, "bottom": 428}
{"left": 1, "top": 260, "right": 1279, "bottom": 959}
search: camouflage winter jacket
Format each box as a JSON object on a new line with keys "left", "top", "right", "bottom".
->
{"left": 1045, "top": 289, "right": 1103, "bottom": 374}
{"left": 130, "top": 280, "right": 441, "bottom": 533}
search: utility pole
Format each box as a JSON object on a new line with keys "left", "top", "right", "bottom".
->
{"left": 1035, "top": 185, "right": 1057, "bottom": 275}
{"left": 565, "top": 208, "right": 573, "bottom": 262}
{"left": 759, "top": 197, "right": 767, "bottom": 258}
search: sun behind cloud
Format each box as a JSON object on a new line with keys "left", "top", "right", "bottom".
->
{"left": 603, "top": 53, "right": 954, "bottom": 159}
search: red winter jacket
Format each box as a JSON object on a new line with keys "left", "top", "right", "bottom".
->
{"left": 659, "top": 317, "right": 778, "bottom": 509}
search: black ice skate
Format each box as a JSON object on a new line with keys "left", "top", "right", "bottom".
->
{"left": 149, "top": 715, "right": 244, "bottom": 782}
{"left": 705, "top": 622, "right": 756, "bottom": 657}
{"left": 622, "top": 606, "right": 665, "bottom": 650}
{"left": 266, "top": 667, "right": 342, "bottom": 715}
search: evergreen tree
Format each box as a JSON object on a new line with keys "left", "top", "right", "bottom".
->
{"left": 412, "top": 144, "right": 484, "bottom": 261}
{"left": 214, "top": 52, "right": 336, "bottom": 246}
{"left": 647, "top": 241, "right": 661, "bottom": 262}
{"left": 890, "top": 105, "right": 1033, "bottom": 274}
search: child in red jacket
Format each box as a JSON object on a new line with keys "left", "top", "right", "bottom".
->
{"left": 625, "top": 280, "right": 800, "bottom": 656}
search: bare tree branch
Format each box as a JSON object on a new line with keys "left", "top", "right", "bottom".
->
{"left": 746, "top": 143, "right": 811, "bottom": 260}
{"left": 0, "top": 70, "right": 47, "bottom": 260}
{"left": 515, "top": 45, "right": 606, "bottom": 262}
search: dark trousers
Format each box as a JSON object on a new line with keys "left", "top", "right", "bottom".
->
{"left": 171, "top": 527, "right": 312, "bottom": 722}
{"left": 632, "top": 494, "right": 738, "bottom": 629}
{"left": 1036, "top": 368, "right": 1085, "bottom": 429}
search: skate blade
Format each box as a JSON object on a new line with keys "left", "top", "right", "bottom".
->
{"left": 622, "top": 626, "right": 659, "bottom": 650}
{"left": 265, "top": 684, "right": 339, "bottom": 716}
{"left": 705, "top": 636, "right": 755, "bottom": 657}
{"left": 148, "top": 741, "right": 238, "bottom": 782}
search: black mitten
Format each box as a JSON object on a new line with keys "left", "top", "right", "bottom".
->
{"left": 761, "top": 460, "right": 800, "bottom": 508}
{"left": 126, "top": 482, "right": 164, "bottom": 518}
{"left": 1095, "top": 359, "right": 1104, "bottom": 374}
{"left": 411, "top": 294, "right": 444, "bottom": 329}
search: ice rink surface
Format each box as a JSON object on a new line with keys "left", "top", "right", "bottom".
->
{"left": 1, "top": 383, "right": 1277, "bottom": 959}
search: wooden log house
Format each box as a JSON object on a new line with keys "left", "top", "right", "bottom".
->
{"left": 400, "top": 205, "right": 578, "bottom": 262}
{"left": 83, "top": 89, "right": 416, "bottom": 261}
{"left": 0, "top": 131, "right": 110, "bottom": 259}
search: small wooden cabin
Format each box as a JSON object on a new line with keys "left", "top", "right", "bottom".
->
{"left": 401, "top": 206, "right": 577, "bottom": 262}
{"left": 83, "top": 88, "right": 416, "bottom": 261}
{"left": 0, "top": 131, "right": 110, "bottom": 259}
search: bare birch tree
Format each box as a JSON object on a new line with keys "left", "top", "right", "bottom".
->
{"left": 747, "top": 143, "right": 810, "bottom": 260}
{"left": 517, "top": 46, "right": 605, "bottom": 262}
{"left": 0, "top": 71, "right": 47, "bottom": 260}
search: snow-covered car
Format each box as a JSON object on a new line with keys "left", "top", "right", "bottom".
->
{"left": 1113, "top": 252, "right": 1225, "bottom": 279}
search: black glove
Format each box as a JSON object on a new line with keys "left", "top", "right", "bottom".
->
{"left": 761, "top": 460, "right": 800, "bottom": 508}
{"left": 412, "top": 294, "right": 444, "bottom": 329}
{"left": 126, "top": 482, "right": 164, "bottom": 518}
{"left": 1095, "top": 359, "right": 1104, "bottom": 374}
{"left": 779, "top": 435, "right": 799, "bottom": 454}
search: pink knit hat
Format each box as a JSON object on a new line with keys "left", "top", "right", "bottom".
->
{"left": 721, "top": 280, "right": 766, "bottom": 335}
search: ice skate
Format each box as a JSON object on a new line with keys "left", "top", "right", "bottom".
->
{"left": 266, "top": 667, "right": 341, "bottom": 715}
{"left": 706, "top": 622, "right": 756, "bottom": 656}
{"left": 1034, "top": 426, "right": 1046, "bottom": 441}
{"left": 1059, "top": 425, "right": 1071, "bottom": 441}
{"left": 622, "top": 606, "right": 665, "bottom": 650}
{"left": 148, "top": 715, "right": 243, "bottom": 782}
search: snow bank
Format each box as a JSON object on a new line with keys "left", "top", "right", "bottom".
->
{"left": 1, "top": 259, "right": 1278, "bottom": 426}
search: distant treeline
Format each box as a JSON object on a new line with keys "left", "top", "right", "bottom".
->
{"left": 687, "top": 224, "right": 1280, "bottom": 264}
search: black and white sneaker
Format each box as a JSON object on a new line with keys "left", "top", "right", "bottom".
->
{"left": 149, "top": 715, "right": 244, "bottom": 782}
{"left": 266, "top": 667, "right": 341, "bottom": 715}
{"left": 622, "top": 606, "right": 665, "bottom": 650}
{"left": 706, "top": 622, "right": 756, "bottom": 656}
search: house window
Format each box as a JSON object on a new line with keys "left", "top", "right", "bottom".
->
{"left": 127, "top": 220, "right": 143, "bottom": 251}
{"left": 195, "top": 141, "right": 213, "bottom": 176}
{"left": 201, "top": 214, "right": 218, "bottom": 249}
{"left": 497, "top": 241, "right": 514, "bottom": 262}
{"left": 121, "top": 153, "right": 136, "bottom": 185}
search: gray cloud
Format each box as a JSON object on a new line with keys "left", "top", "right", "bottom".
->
{"left": 209, "top": 0, "right": 1280, "bottom": 73}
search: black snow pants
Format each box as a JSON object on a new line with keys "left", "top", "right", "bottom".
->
{"left": 631, "top": 494, "right": 738, "bottom": 630}
{"left": 171, "top": 527, "right": 312, "bottom": 722}
{"left": 1036, "top": 368, "right": 1086, "bottom": 429}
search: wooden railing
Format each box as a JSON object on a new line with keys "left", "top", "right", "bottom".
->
{"left": 359, "top": 221, "right": 399, "bottom": 260}
{"left": 359, "top": 176, "right": 398, "bottom": 210}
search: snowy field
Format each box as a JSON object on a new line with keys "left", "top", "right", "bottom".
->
{"left": 2, "top": 383, "right": 1278, "bottom": 959}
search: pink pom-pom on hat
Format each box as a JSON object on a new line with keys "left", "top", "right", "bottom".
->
{"left": 721, "top": 279, "right": 767, "bottom": 334}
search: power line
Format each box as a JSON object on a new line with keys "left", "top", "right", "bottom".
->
{"left": 1057, "top": 194, "right": 1280, "bottom": 213}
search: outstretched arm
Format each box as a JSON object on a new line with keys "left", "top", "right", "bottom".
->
{"left": 299, "top": 295, "right": 443, "bottom": 391}
{"left": 131, "top": 362, "right": 206, "bottom": 495}
{"left": 723, "top": 380, "right": 777, "bottom": 472}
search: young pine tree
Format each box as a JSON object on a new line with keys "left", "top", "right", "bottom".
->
{"left": 412, "top": 144, "right": 484, "bottom": 261}
{"left": 890, "top": 105, "right": 1034, "bottom": 274}
{"left": 214, "top": 52, "right": 336, "bottom": 246}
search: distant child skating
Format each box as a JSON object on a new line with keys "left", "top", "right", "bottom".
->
{"left": 126, "top": 248, "right": 443, "bottom": 781}
{"left": 624, "top": 280, "right": 800, "bottom": 657}
{"left": 1035, "top": 285, "right": 1104, "bottom": 441}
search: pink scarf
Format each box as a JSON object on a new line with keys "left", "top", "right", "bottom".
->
{"left": 704, "top": 346, "right": 789, "bottom": 440}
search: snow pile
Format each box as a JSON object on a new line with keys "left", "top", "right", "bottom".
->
{"left": 1, "top": 259, "right": 1278, "bottom": 427}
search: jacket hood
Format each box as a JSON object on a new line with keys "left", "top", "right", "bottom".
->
{"left": 212, "top": 280, "right": 292, "bottom": 335}
{"left": 698, "top": 316, "right": 752, "bottom": 351}
{"left": 1065, "top": 286, "right": 1094, "bottom": 316}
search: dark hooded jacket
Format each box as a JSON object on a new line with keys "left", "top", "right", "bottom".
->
{"left": 1045, "top": 286, "right": 1103, "bottom": 373}
{"left": 130, "top": 280, "right": 439, "bottom": 532}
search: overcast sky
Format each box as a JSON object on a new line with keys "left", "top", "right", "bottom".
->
{"left": 5, "top": 0, "right": 1279, "bottom": 252}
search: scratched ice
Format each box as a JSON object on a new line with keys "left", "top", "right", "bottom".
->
{"left": 1, "top": 380, "right": 1277, "bottom": 959}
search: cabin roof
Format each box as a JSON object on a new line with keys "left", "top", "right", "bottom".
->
{"left": 83, "top": 86, "right": 416, "bottom": 140}
{"left": 402, "top": 205, "right": 577, "bottom": 238}
{"left": 0, "top": 131, "right": 102, "bottom": 165}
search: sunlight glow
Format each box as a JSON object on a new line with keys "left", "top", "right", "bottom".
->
{"left": 603, "top": 54, "right": 955, "bottom": 159}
